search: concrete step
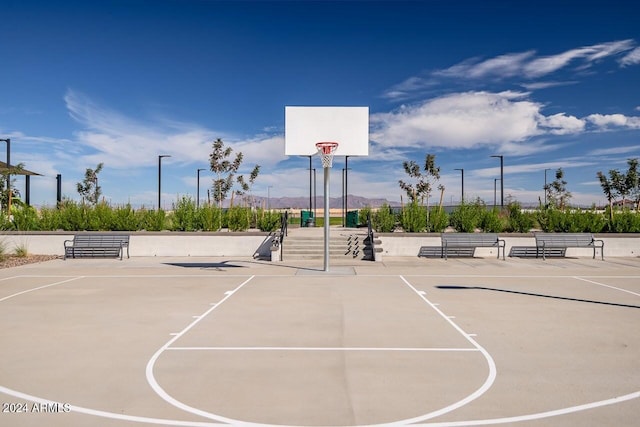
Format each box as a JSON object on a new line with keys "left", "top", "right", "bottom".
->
{"left": 282, "top": 232, "right": 369, "bottom": 261}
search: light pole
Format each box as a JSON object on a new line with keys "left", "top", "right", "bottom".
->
{"left": 544, "top": 168, "right": 551, "bottom": 207}
{"left": 197, "top": 168, "right": 206, "bottom": 208}
{"left": 454, "top": 168, "right": 464, "bottom": 204}
{"left": 494, "top": 178, "right": 499, "bottom": 208}
{"left": 490, "top": 155, "right": 504, "bottom": 208}
{"left": 0, "top": 138, "right": 11, "bottom": 215}
{"left": 158, "top": 155, "right": 171, "bottom": 210}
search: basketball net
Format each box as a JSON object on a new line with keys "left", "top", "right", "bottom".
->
{"left": 316, "top": 142, "right": 339, "bottom": 168}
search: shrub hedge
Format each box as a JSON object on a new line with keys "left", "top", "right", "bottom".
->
{"left": 2, "top": 198, "right": 639, "bottom": 233}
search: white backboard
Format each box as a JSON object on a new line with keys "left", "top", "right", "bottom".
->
{"left": 284, "top": 106, "right": 369, "bottom": 156}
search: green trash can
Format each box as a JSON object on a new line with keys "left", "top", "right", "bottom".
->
{"left": 300, "top": 210, "right": 315, "bottom": 227}
{"left": 346, "top": 210, "right": 359, "bottom": 228}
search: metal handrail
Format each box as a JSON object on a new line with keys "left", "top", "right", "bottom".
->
{"left": 281, "top": 211, "right": 288, "bottom": 242}
{"left": 367, "top": 211, "right": 375, "bottom": 261}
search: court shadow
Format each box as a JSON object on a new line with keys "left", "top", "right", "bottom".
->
{"left": 436, "top": 285, "right": 640, "bottom": 309}
{"left": 164, "top": 261, "right": 247, "bottom": 270}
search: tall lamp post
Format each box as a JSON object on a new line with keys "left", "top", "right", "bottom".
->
{"left": 544, "top": 168, "right": 551, "bottom": 207}
{"left": 197, "top": 168, "right": 206, "bottom": 208}
{"left": 490, "top": 155, "right": 504, "bottom": 208}
{"left": 454, "top": 168, "right": 464, "bottom": 204}
{"left": 158, "top": 155, "right": 171, "bottom": 210}
{"left": 0, "top": 138, "right": 11, "bottom": 215}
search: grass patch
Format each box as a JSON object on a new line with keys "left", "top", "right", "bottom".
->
{"left": 14, "top": 244, "right": 28, "bottom": 258}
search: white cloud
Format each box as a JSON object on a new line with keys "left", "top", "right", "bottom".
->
{"left": 523, "top": 40, "right": 634, "bottom": 77}
{"left": 63, "top": 89, "right": 285, "bottom": 171}
{"left": 382, "top": 75, "right": 438, "bottom": 100}
{"left": 586, "top": 113, "right": 640, "bottom": 129}
{"left": 588, "top": 145, "right": 640, "bottom": 156}
{"left": 233, "top": 135, "right": 285, "bottom": 169}
{"left": 471, "top": 160, "right": 596, "bottom": 179}
{"left": 538, "top": 113, "right": 585, "bottom": 135}
{"left": 435, "top": 51, "right": 536, "bottom": 80}
{"left": 619, "top": 47, "right": 640, "bottom": 66}
{"left": 520, "top": 80, "right": 578, "bottom": 90}
{"left": 384, "top": 40, "right": 637, "bottom": 100}
{"left": 65, "top": 90, "right": 216, "bottom": 168}
{"left": 371, "top": 91, "right": 584, "bottom": 153}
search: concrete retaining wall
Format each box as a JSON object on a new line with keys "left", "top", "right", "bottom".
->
{"left": 1, "top": 232, "right": 638, "bottom": 259}
{"left": 377, "top": 233, "right": 640, "bottom": 258}
{"left": 0, "top": 232, "right": 275, "bottom": 259}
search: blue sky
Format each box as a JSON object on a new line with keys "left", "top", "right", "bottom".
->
{"left": 2, "top": 0, "right": 640, "bottom": 209}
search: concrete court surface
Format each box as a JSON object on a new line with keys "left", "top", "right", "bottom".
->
{"left": 0, "top": 255, "right": 639, "bottom": 427}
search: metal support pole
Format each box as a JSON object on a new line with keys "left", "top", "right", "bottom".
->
{"left": 158, "top": 157, "right": 162, "bottom": 210}
{"left": 313, "top": 169, "right": 317, "bottom": 219}
{"left": 6, "top": 138, "right": 10, "bottom": 214}
{"left": 345, "top": 155, "right": 349, "bottom": 223}
{"left": 56, "top": 174, "right": 62, "bottom": 204}
{"left": 25, "top": 175, "right": 30, "bottom": 206}
{"left": 500, "top": 158, "right": 504, "bottom": 208}
{"left": 0, "top": 138, "right": 10, "bottom": 214}
{"left": 309, "top": 156, "right": 313, "bottom": 214}
{"left": 324, "top": 166, "right": 330, "bottom": 272}
{"left": 491, "top": 155, "right": 504, "bottom": 208}
{"left": 197, "top": 168, "right": 206, "bottom": 208}
{"left": 342, "top": 168, "right": 345, "bottom": 227}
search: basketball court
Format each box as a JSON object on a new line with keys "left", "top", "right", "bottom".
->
{"left": 2, "top": 107, "right": 638, "bottom": 425}
{"left": 1, "top": 256, "right": 639, "bottom": 426}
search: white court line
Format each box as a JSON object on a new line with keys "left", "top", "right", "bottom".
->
{"left": 392, "top": 276, "right": 497, "bottom": 425}
{"left": 414, "top": 390, "right": 640, "bottom": 426}
{"left": 573, "top": 276, "right": 640, "bottom": 297}
{"left": 402, "top": 274, "right": 640, "bottom": 279}
{"left": 0, "top": 276, "right": 84, "bottom": 302}
{"left": 145, "top": 275, "right": 261, "bottom": 426}
{"left": 1, "top": 376, "right": 636, "bottom": 427}
{"left": 167, "top": 347, "right": 480, "bottom": 352}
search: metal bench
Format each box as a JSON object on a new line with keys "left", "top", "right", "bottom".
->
{"left": 534, "top": 232, "right": 604, "bottom": 260}
{"left": 64, "top": 234, "right": 130, "bottom": 260}
{"left": 435, "top": 233, "right": 505, "bottom": 260}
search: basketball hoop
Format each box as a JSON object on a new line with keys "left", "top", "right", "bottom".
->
{"left": 316, "top": 142, "right": 339, "bottom": 168}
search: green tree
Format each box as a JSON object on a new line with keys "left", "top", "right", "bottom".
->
{"left": 209, "top": 138, "right": 260, "bottom": 211}
{"left": 544, "top": 168, "right": 571, "bottom": 210}
{"left": 398, "top": 154, "right": 441, "bottom": 227}
{"left": 76, "top": 163, "right": 104, "bottom": 205}
{"left": 209, "top": 138, "right": 243, "bottom": 208}
{"left": 0, "top": 163, "right": 24, "bottom": 215}
{"left": 236, "top": 165, "right": 261, "bottom": 207}
{"left": 597, "top": 170, "right": 617, "bottom": 221}
{"left": 623, "top": 158, "right": 639, "bottom": 210}
{"left": 399, "top": 154, "right": 441, "bottom": 204}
